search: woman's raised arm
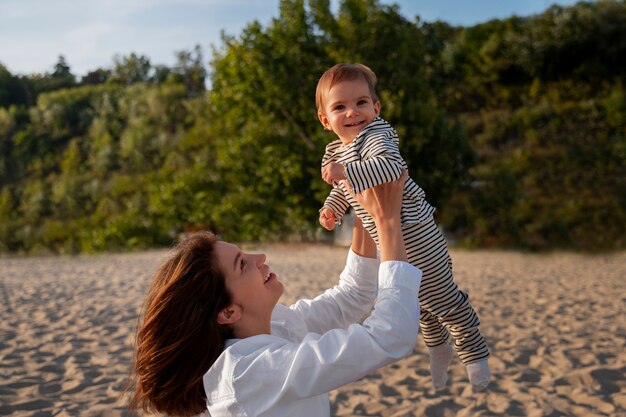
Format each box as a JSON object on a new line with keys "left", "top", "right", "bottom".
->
{"left": 344, "top": 169, "right": 409, "bottom": 262}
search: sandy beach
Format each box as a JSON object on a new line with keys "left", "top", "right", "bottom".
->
{"left": 1, "top": 244, "right": 625, "bottom": 416}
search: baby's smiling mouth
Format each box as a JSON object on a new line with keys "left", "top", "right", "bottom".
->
{"left": 345, "top": 121, "right": 365, "bottom": 127}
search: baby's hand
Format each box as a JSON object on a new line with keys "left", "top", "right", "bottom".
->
{"left": 321, "top": 162, "right": 346, "bottom": 185}
{"left": 319, "top": 208, "right": 336, "bottom": 231}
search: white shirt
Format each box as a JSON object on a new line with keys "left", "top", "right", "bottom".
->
{"left": 203, "top": 249, "right": 422, "bottom": 417}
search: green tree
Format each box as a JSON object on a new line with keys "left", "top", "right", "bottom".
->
{"left": 81, "top": 68, "right": 112, "bottom": 85}
{"left": 171, "top": 45, "right": 207, "bottom": 95}
{"left": 0, "top": 0, "right": 624, "bottom": 253}
{"left": 25, "top": 55, "right": 77, "bottom": 97}
{"left": 0, "top": 64, "right": 29, "bottom": 107}
{"left": 0, "top": 187, "right": 16, "bottom": 251}
{"left": 110, "top": 53, "right": 153, "bottom": 85}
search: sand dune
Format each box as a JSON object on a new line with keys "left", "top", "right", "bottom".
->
{"left": 1, "top": 245, "right": 624, "bottom": 416}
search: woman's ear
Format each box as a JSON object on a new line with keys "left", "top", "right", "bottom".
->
{"left": 217, "top": 305, "right": 242, "bottom": 325}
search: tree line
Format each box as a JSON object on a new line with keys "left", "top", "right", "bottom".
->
{"left": 0, "top": 0, "right": 624, "bottom": 253}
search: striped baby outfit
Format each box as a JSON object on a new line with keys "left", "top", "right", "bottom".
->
{"left": 321, "top": 117, "right": 489, "bottom": 364}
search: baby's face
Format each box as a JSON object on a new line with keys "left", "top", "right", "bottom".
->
{"left": 318, "top": 79, "right": 380, "bottom": 146}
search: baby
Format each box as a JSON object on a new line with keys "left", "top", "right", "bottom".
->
{"left": 316, "top": 63, "right": 490, "bottom": 391}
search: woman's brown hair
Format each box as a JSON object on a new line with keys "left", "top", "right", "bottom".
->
{"left": 129, "top": 231, "right": 234, "bottom": 416}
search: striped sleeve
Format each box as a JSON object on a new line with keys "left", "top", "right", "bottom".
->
{"left": 322, "top": 187, "right": 351, "bottom": 223}
{"left": 321, "top": 140, "right": 343, "bottom": 167}
{"left": 344, "top": 131, "right": 405, "bottom": 194}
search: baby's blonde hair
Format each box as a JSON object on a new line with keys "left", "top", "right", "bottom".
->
{"left": 316, "top": 63, "right": 378, "bottom": 114}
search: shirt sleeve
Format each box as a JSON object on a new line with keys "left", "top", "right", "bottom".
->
{"left": 289, "top": 249, "right": 379, "bottom": 334}
{"left": 321, "top": 187, "right": 351, "bottom": 224}
{"left": 321, "top": 140, "right": 342, "bottom": 167}
{"left": 344, "top": 132, "right": 405, "bottom": 194}
{"left": 231, "top": 261, "right": 422, "bottom": 401}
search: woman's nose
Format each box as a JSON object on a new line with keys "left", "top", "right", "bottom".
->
{"left": 255, "top": 253, "right": 266, "bottom": 265}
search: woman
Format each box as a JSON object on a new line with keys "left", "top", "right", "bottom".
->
{"left": 129, "top": 171, "right": 421, "bottom": 417}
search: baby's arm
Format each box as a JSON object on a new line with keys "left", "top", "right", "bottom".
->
{"left": 320, "top": 188, "right": 351, "bottom": 230}
{"left": 345, "top": 133, "right": 405, "bottom": 194}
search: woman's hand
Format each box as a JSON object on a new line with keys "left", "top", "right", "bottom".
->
{"left": 342, "top": 170, "right": 407, "bottom": 225}
{"left": 342, "top": 170, "right": 408, "bottom": 262}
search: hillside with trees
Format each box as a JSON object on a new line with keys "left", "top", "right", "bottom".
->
{"left": 0, "top": 0, "right": 624, "bottom": 253}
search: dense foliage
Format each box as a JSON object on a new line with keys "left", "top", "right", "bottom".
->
{"left": 0, "top": 0, "right": 624, "bottom": 253}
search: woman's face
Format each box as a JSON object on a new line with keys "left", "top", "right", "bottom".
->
{"left": 215, "top": 241, "right": 283, "bottom": 327}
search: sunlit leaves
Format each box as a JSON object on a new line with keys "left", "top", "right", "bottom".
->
{"left": 0, "top": 0, "right": 623, "bottom": 252}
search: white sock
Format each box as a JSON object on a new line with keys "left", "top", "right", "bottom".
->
{"left": 466, "top": 359, "right": 491, "bottom": 391}
{"left": 428, "top": 343, "right": 455, "bottom": 390}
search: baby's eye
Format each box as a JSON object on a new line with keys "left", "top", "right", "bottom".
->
{"left": 333, "top": 104, "right": 345, "bottom": 111}
{"left": 357, "top": 99, "right": 368, "bottom": 105}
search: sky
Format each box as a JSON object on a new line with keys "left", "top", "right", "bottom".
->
{"left": 0, "top": 0, "right": 582, "bottom": 78}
